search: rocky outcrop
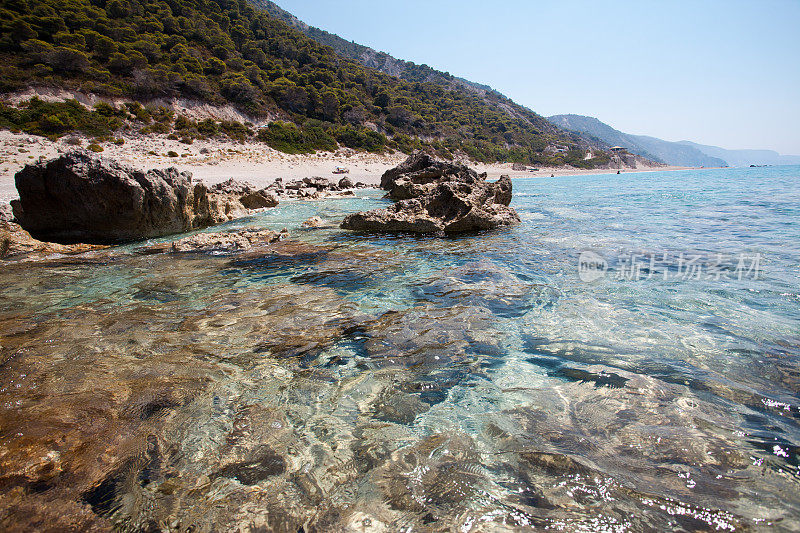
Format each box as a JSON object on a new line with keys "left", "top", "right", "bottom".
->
{"left": 137, "top": 228, "right": 286, "bottom": 254}
{"left": 210, "top": 178, "right": 278, "bottom": 209}
{"left": 341, "top": 152, "right": 519, "bottom": 233}
{"left": 11, "top": 152, "right": 278, "bottom": 244}
{"left": 301, "top": 216, "right": 324, "bottom": 228}
{"left": 264, "top": 175, "right": 358, "bottom": 200}
{"left": 1, "top": 215, "right": 106, "bottom": 260}
{"left": 338, "top": 176, "right": 354, "bottom": 189}
{"left": 0, "top": 202, "right": 12, "bottom": 223}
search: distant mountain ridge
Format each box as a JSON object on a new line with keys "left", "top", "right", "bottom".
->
{"left": 548, "top": 114, "right": 800, "bottom": 168}
{"left": 676, "top": 141, "right": 800, "bottom": 167}
{"left": 547, "top": 115, "right": 726, "bottom": 168}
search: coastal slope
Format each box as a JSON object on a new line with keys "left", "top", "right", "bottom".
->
{"left": 0, "top": 0, "right": 612, "bottom": 168}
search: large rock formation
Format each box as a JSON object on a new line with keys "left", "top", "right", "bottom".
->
{"left": 210, "top": 178, "right": 279, "bottom": 209}
{"left": 341, "top": 152, "right": 519, "bottom": 233}
{"left": 10, "top": 152, "right": 277, "bottom": 244}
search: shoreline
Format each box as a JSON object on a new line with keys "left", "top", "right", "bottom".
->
{"left": 0, "top": 129, "right": 698, "bottom": 202}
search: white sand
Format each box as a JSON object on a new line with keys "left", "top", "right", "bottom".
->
{"left": 0, "top": 130, "right": 691, "bottom": 203}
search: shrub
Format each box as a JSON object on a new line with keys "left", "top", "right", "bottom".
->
{"left": 167, "top": 150, "right": 178, "bottom": 157}
{"left": 46, "top": 46, "right": 90, "bottom": 72}
{"left": 219, "top": 120, "right": 250, "bottom": 141}
{"left": 87, "top": 143, "right": 103, "bottom": 152}
{"left": 334, "top": 125, "right": 386, "bottom": 153}
{"left": 196, "top": 119, "right": 218, "bottom": 137}
{"left": 256, "top": 121, "right": 336, "bottom": 154}
{"left": 0, "top": 98, "right": 122, "bottom": 139}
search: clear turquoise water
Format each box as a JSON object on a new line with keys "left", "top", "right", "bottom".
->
{"left": 1, "top": 166, "right": 799, "bottom": 531}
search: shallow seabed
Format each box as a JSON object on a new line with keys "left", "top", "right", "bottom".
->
{"left": 1, "top": 166, "right": 799, "bottom": 532}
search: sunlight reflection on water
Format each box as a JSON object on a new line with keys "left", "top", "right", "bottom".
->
{"left": 0, "top": 167, "right": 798, "bottom": 531}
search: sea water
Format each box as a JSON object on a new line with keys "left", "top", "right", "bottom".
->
{"left": 0, "top": 166, "right": 798, "bottom": 531}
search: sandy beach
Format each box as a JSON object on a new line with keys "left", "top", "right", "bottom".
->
{"left": 0, "top": 129, "right": 692, "bottom": 202}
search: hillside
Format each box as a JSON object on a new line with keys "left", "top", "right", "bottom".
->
{"left": 249, "top": 0, "right": 503, "bottom": 97}
{"left": 677, "top": 141, "right": 800, "bottom": 167}
{"left": 0, "top": 0, "right": 611, "bottom": 167}
{"left": 548, "top": 114, "right": 726, "bottom": 168}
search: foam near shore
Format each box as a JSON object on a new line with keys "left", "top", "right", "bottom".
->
{"left": 0, "top": 129, "right": 690, "bottom": 202}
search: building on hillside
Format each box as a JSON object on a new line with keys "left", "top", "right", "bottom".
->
{"left": 545, "top": 144, "right": 569, "bottom": 155}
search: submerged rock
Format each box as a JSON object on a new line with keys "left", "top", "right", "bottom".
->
{"left": 341, "top": 152, "right": 519, "bottom": 233}
{"left": 302, "top": 216, "right": 325, "bottom": 228}
{"left": 11, "top": 152, "right": 278, "bottom": 244}
{"left": 137, "top": 228, "right": 286, "bottom": 254}
{"left": 213, "top": 445, "right": 286, "bottom": 485}
{"left": 378, "top": 433, "right": 485, "bottom": 518}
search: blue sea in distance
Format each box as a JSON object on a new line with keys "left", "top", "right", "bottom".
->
{"left": 1, "top": 165, "right": 798, "bottom": 531}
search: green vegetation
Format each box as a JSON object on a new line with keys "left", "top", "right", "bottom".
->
{"left": 0, "top": 97, "right": 123, "bottom": 138}
{"left": 0, "top": 0, "right": 605, "bottom": 165}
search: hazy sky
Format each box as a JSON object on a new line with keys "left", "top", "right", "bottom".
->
{"left": 272, "top": 0, "right": 800, "bottom": 154}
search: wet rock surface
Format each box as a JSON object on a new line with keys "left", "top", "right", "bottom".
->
{"left": 266, "top": 175, "right": 363, "bottom": 200}
{"left": 11, "top": 152, "right": 278, "bottom": 244}
{"left": 137, "top": 228, "right": 286, "bottom": 254}
{"left": 341, "top": 152, "right": 520, "bottom": 233}
{"left": 1, "top": 216, "right": 106, "bottom": 260}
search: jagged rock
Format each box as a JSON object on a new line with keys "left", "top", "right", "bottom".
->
{"left": 338, "top": 176, "right": 354, "bottom": 189}
{"left": 239, "top": 190, "right": 278, "bottom": 209}
{"left": 354, "top": 181, "right": 368, "bottom": 189}
{"left": 302, "top": 216, "right": 324, "bottom": 228}
{"left": 10, "top": 152, "right": 277, "bottom": 244}
{"left": 1, "top": 218, "right": 105, "bottom": 260}
{"left": 380, "top": 151, "right": 435, "bottom": 189}
{"left": 380, "top": 152, "right": 487, "bottom": 202}
{"left": 269, "top": 177, "right": 285, "bottom": 192}
{"left": 341, "top": 153, "right": 519, "bottom": 233}
{"left": 210, "top": 178, "right": 278, "bottom": 209}
{"left": 304, "top": 176, "right": 336, "bottom": 190}
{"left": 209, "top": 178, "right": 256, "bottom": 196}
{"left": 0, "top": 202, "right": 13, "bottom": 223}
{"left": 137, "top": 229, "right": 286, "bottom": 254}
{"left": 284, "top": 179, "right": 304, "bottom": 190}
